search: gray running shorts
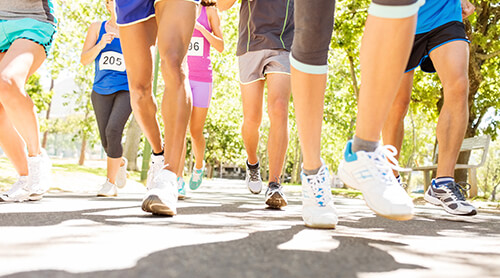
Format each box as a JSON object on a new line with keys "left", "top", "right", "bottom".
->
{"left": 238, "top": 49, "right": 291, "bottom": 84}
{"left": 291, "top": 0, "right": 424, "bottom": 75}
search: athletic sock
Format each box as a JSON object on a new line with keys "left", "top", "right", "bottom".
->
{"left": 432, "top": 176, "right": 454, "bottom": 189}
{"left": 153, "top": 150, "right": 164, "bottom": 156}
{"left": 352, "top": 135, "right": 379, "bottom": 153}
{"left": 303, "top": 166, "right": 321, "bottom": 176}
{"left": 247, "top": 160, "right": 259, "bottom": 170}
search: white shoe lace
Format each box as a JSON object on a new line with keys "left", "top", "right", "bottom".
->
{"left": 304, "top": 166, "right": 332, "bottom": 207}
{"left": 369, "top": 145, "right": 409, "bottom": 184}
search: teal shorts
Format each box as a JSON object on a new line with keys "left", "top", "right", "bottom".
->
{"left": 0, "top": 18, "right": 56, "bottom": 56}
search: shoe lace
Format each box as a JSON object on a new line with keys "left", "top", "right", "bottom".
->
{"left": 304, "top": 167, "right": 331, "bottom": 207}
{"left": 446, "top": 182, "right": 470, "bottom": 201}
{"left": 249, "top": 168, "right": 261, "bottom": 182}
{"left": 369, "top": 145, "right": 409, "bottom": 184}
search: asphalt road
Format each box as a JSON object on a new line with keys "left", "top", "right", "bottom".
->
{"left": 1, "top": 178, "right": 499, "bottom": 278}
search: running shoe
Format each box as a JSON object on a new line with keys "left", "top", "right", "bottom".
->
{"left": 116, "top": 157, "right": 128, "bottom": 189}
{"left": 177, "top": 176, "right": 186, "bottom": 200}
{"left": 189, "top": 161, "right": 205, "bottom": 190}
{"left": 424, "top": 180, "right": 477, "bottom": 216}
{"left": 147, "top": 154, "right": 164, "bottom": 190}
{"left": 338, "top": 140, "right": 414, "bottom": 221}
{"left": 245, "top": 161, "right": 262, "bottom": 194}
{"left": 97, "top": 179, "right": 118, "bottom": 197}
{"left": 301, "top": 163, "right": 338, "bottom": 228}
{"left": 265, "top": 182, "right": 288, "bottom": 209}
{"left": 142, "top": 169, "right": 178, "bottom": 216}
{"left": 0, "top": 176, "right": 30, "bottom": 202}
{"left": 26, "top": 149, "right": 52, "bottom": 201}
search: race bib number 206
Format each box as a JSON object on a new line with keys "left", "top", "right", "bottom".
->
{"left": 99, "top": 51, "right": 126, "bottom": 72}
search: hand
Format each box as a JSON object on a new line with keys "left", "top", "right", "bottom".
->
{"left": 194, "top": 22, "right": 205, "bottom": 32}
{"left": 461, "top": 0, "right": 475, "bottom": 19}
{"left": 98, "top": 33, "right": 116, "bottom": 49}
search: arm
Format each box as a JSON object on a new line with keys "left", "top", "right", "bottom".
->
{"left": 461, "top": 0, "right": 475, "bottom": 19}
{"left": 196, "top": 7, "right": 224, "bottom": 53}
{"left": 80, "top": 22, "right": 116, "bottom": 65}
{"left": 217, "top": 0, "right": 237, "bottom": 12}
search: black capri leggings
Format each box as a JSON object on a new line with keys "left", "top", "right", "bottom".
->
{"left": 91, "top": 90, "right": 132, "bottom": 159}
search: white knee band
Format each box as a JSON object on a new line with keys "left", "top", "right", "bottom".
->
{"left": 368, "top": 0, "right": 425, "bottom": 19}
{"left": 290, "top": 54, "right": 329, "bottom": 75}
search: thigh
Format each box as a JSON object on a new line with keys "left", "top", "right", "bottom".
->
{"left": 241, "top": 80, "right": 265, "bottom": 119}
{"left": 266, "top": 73, "right": 291, "bottom": 108}
{"left": 190, "top": 106, "right": 209, "bottom": 134}
{"left": 0, "top": 39, "right": 46, "bottom": 86}
{"left": 155, "top": 0, "right": 197, "bottom": 63}
{"left": 119, "top": 19, "right": 157, "bottom": 93}
{"left": 429, "top": 40, "right": 469, "bottom": 89}
{"left": 91, "top": 91, "right": 114, "bottom": 134}
{"left": 191, "top": 80, "right": 212, "bottom": 108}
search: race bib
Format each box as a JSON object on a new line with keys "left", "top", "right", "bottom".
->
{"left": 187, "top": 37, "right": 204, "bottom": 57}
{"left": 99, "top": 51, "right": 126, "bottom": 72}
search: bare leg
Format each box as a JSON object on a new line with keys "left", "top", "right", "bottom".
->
{"left": 382, "top": 71, "right": 414, "bottom": 176}
{"left": 190, "top": 107, "right": 209, "bottom": 169}
{"left": 107, "top": 157, "right": 122, "bottom": 184}
{"left": 119, "top": 19, "right": 163, "bottom": 154}
{"left": 177, "top": 138, "right": 187, "bottom": 178}
{"left": 290, "top": 68, "right": 326, "bottom": 171}
{"left": 156, "top": 0, "right": 197, "bottom": 174}
{"left": 430, "top": 41, "right": 469, "bottom": 177}
{"left": 240, "top": 80, "right": 265, "bottom": 165}
{"left": 0, "top": 103, "right": 28, "bottom": 176}
{"left": 266, "top": 73, "right": 291, "bottom": 182}
{"left": 0, "top": 39, "right": 46, "bottom": 157}
{"left": 355, "top": 15, "right": 417, "bottom": 142}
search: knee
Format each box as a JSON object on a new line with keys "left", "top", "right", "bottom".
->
{"left": 0, "top": 74, "right": 17, "bottom": 100}
{"left": 105, "top": 126, "right": 122, "bottom": 145}
{"left": 190, "top": 127, "right": 205, "bottom": 142}
{"left": 268, "top": 98, "right": 289, "bottom": 123}
{"left": 129, "top": 84, "right": 152, "bottom": 109}
{"left": 242, "top": 112, "right": 262, "bottom": 130}
{"left": 160, "top": 51, "right": 186, "bottom": 84}
{"left": 444, "top": 76, "right": 469, "bottom": 108}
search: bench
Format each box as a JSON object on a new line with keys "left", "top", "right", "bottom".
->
{"left": 411, "top": 135, "right": 490, "bottom": 197}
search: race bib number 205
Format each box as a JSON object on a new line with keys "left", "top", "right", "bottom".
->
{"left": 99, "top": 51, "right": 126, "bottom": 72}
{"left": 187, "top": 37, "right": 204, "bottom": 57}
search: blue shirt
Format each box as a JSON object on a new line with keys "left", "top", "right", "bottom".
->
{"left": 92, "top": 21, "right": 129, "bottom": 95}
{"left": 416, "top": 0, "right": 462, "bottom": 34}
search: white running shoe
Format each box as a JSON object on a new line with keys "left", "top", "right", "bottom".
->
{"left": 338, "top": 140, "right": 414, "bottom": 221}
{"left": 147, "top": 154, "right": 164, "bottom": 190}
{"left": 265, "top": 182, "right": 288, "bottom": 209}
{"left": 97, "top": 179, "right": 118, "bottom": 197}
{"left": 301, "top": 163, "right": 338, "bottom": 228}
{"left": 116, "top": 157, "right": 128, "bottom": 189}
{"left": 0, "top": 176, "right": 30, "bottom": 202}
{"left": 142, "top": 168, "right": 178, "bottom": 216}
{"left": 26, "top": 149, "right": 52, "bottom": 201}
{"left": 245, "top": 161, "right": 262, "bottom": 194}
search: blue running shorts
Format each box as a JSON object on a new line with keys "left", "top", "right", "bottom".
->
{"left": 0, "top": 18, "right": 56, "bottom": 56}
{"left": 116, "top": 0, "right": 201, "bottom": 26}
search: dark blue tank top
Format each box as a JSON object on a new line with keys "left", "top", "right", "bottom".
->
{"left": 92, "top": 21, "right": 129, "bottom": 95}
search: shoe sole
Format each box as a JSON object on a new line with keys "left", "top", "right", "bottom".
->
{"left": 28, "top": 193, "right": 45, "bottom": 201}
{"left": 97, "top": 193, "right": 117, "bottom": 197}
{"left": 339, "top": 166, "right": 413, "bottom": 221}
{"left": 304, "top": 223, "right": 336, "bottom": 229}
{"left": 424, "top": 193, "right": 477, "bottom": 216}
{"left": 265, "top": 192, "right": 288, "bottom": 209}
{"left": 178, "top": 194, "right": 186, "bottom": 200}
{"left": 142, "top": 195, "right": 176, "bottom": 216}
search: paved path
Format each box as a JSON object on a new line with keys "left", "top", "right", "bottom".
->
{"left": 1, "top": 178, "right": 499, "bottom": 278}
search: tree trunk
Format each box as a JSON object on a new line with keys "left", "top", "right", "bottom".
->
{"left": 123, "top": 116, "right": 142, "bottom": 171}
{"left": 347, "top": 54, "right": 360, "bottom": 99}
{"left": 79, "top": 133, "right": 86, "bottom": 166}
{"left": 41, "top": 78, "right": 55, "bottom": 149}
